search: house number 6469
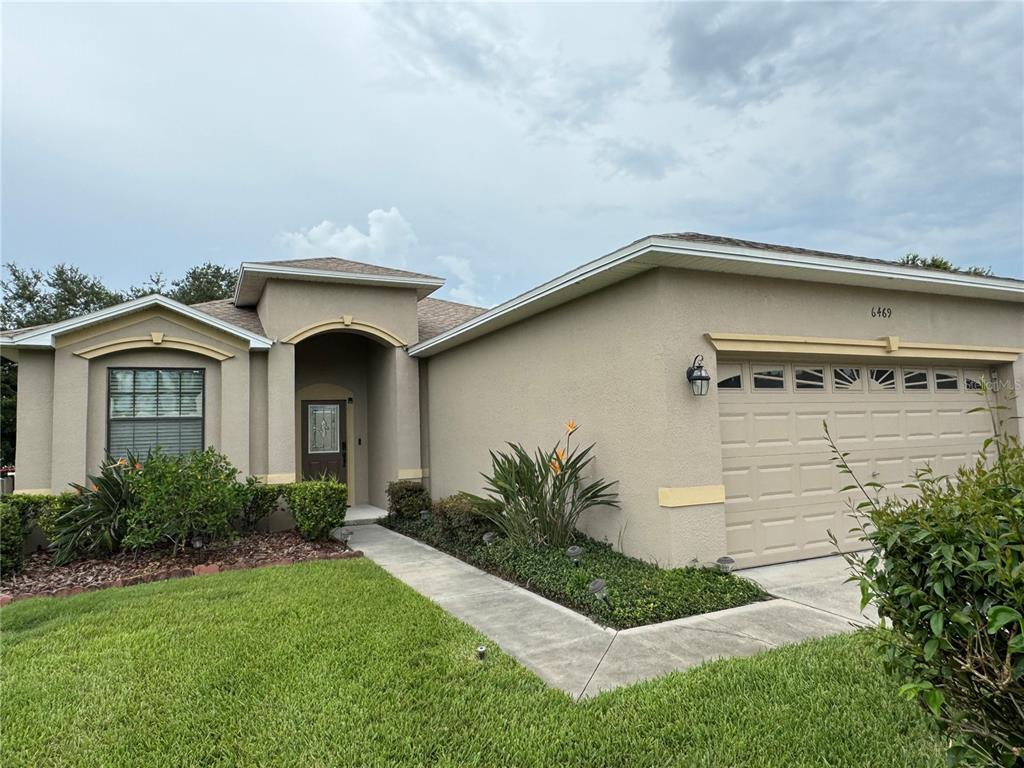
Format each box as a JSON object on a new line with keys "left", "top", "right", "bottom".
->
{"left": 871, "top": 306, "right": 893, "bottom": 318}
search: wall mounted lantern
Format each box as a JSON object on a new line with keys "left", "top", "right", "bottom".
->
{"left": 686, "top": 355, "right": 711, "bottom": 396}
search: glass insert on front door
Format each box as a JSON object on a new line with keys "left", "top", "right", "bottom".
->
{"left": 308, "top": 404, "right": 340, "bottom": 453}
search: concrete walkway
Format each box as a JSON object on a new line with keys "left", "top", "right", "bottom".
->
{"left": 349, "top": 525, "right": 867, "bottom": 700}
{"left": 345, "top": 504, "right": 387, "bottom": 526}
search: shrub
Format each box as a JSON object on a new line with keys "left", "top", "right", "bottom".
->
{"left": 125, "top": 449, "right": 245, "bottom": 554}
{"left": 34, "top": 493, "right": 79, "bottom": 542}
{"left": 827, "top": 423, "right": 1023, "bottom": 766}
{"left": 240, "top": 478, "right": 284, "bottom": 531}
{"left": 432, "top": 493, "right": 489, "bottom": 549}
{"left": 282, "top": 480, "right": 348, "bottom": 540}
{"left": 0, "top": 502, "right": 24, "bottom": 575}
{"left": 386, "top": 480, "right": 430, "bottom": 520}
{"left": 51, "top": 455, "right": 139, "bottom": 565}
{"left": 466, "top": 421, "right": 619, "bottom": 548}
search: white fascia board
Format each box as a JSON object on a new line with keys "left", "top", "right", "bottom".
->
{"left": 649, "top": 237, "right": 1024, "bottom": 298}
{"left": 234, "top": 263, "right": 445, "bottom": 305}
{"left": 9, "top": 294, "right": 273, "bottom": 350}
{"left": 409, "top": 236, "right": 1024, "bottom": 357}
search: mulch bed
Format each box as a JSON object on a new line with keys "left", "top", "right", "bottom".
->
{"left": 0, "top": 531, "right": 362, "bottom": 603}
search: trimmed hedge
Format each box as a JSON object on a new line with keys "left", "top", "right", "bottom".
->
{"left": 283, "top": 480, "right": 348, "bottom": 541}
{"left": 0, "top": 502, "right": 22, "bottom": 575}
{"left": 240, "top": 479, "right": 285, "bottom": 531}
{"left": 384, "top": 509, "right": 765, "bottom": 629}
{"left": 385, "top": 480, "right": 430, "bottom": 520}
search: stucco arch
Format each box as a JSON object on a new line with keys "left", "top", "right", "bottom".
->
{"left": 281, "top": 317, "right": 406, "bottom": 347}
{"left": 72, "top": 335, "right": 235, "bottom": 361}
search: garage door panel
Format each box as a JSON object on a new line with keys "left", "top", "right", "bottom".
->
{"left": 720, "top": 361, "right": 989, "bottom": 567}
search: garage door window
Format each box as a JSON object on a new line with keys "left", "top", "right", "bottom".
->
{"left": 717, "top": 364, "right": 743, "bottom": 390}
{"left": 935, "top": 370, "right": 959, "bottom": 390}
{"left": 965, "top": 370, "right": 985, "bottom": 390}
{"left": 752, "top": 366, "right": 785, "bottom": 390}
{"left": 833, "top": 367, "right": 863, "bottom": 391}
{"left": 794, "top": 367, "right": 824, "bottom": 389}
{"left": 869, "top": 368, "right": 897, "bottom": 392}
{"left": 904, "top": 369, "right": 929, "bottom": 391}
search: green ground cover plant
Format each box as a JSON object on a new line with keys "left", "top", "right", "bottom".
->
{"left": 385, "top": 511, "right": 765, "bottom": 628}
{"left": 0, "top": 558, "right": 943, "bottom": 768}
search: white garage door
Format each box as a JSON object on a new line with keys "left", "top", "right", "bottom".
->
{"left": 718, "top": 362, "right": 992, "bottom": 568}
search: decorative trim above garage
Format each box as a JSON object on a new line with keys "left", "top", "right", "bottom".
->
{"left": 706, "top": 332, "right": 1022, "bottom": 363}
{"left": 282, "top": 317, "right": 407, "bottom": 347}
{"left": 73, "top": 335, "right": 235, "bottom": 361}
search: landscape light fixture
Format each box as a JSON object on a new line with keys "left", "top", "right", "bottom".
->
{"left": 419, "top": 509, "right": 430, "bottom": 522}
{"left": 588, "top": 578, "right": 611, "bottom": 608}
{"left": 686, "top": 354, "right": 711, "bottom": 396}
{"left": 716, "top": 555, "right": 735, "bottom": 574}
{"left": 483, "top": 532, "right": 497, "bottom": 547}
{"left": 191, "top": 535, "right": 204, "bottom": 552}
{"left": 476, "top": 645, "right": 487, "bottom": 661}
{"left": 566, "top": 545, "right": 583, "bottom": 567}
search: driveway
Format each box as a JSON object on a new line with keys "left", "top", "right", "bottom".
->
{"left": 739, "top": 554, "right": 878, "bottom": 626}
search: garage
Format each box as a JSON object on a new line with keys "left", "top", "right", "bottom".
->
{"left": 717, "top": 360, "right": 993, "bottom": 568}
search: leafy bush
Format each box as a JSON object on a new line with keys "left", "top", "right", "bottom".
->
{"left": 828, "top": 424, "right": 1023, "bottom": 766}
{"left": 432, "top": 493, "right": 490, "bottom": 549}
{"left": 125, "top": 449, "right": 245, "bottom": 554}
{"left": 0, "top": 501, "right": 24, "bottom": 575}
{"left": 33, "top": 493, "right": 78, "bottom": 542}
{"left": 466, "top": 421, "right": 619, "bottom": 548}
{"left": 51, "top": 456, "right": 139, "bottom": 565}
{"left": 283, "top": 480, "right": 348, "bottom": 540}
{"left": 239, "top": 478, "right": 284, "bottom": 531}
{"left": 384, "top": 516, "right": 765, "bottom": 628}
{"left": 386, "top": 480, "right": 430, "bottom": 520}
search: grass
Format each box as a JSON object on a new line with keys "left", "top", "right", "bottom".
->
{"left": 384, "top": 515, "right": 766, "bottom": 628}
{"left": 1, "top": 559, "right": 942, "bottom": 767}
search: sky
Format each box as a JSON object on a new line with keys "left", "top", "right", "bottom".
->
{"left": 3, "top": 2, "right": 1022, "bottom": 308}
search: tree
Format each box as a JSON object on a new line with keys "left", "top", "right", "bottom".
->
{"left": 0, "top": 261, "right": 236, "bottom": 466}
{"left": 166, "top": 263, "right": 238, "bottom": 305}
{"left": 900, "top": 252, "right": 992, "bottom": 276}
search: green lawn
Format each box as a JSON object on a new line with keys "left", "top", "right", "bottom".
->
{"left": 1, "top": 559, "right": 941, "bottom": 767}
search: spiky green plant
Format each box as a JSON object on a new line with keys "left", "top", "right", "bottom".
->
{"left": 52, "top": 454, "right": 139, "bottom": 565}
{"left": 465, "top": 422, "right": 619, "bottom": 548}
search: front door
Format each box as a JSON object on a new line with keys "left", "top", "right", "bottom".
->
{"left": 301, "top": 400, "right": 346, "bottom": 481}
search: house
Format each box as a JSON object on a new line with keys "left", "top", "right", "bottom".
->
{"left": 3, "top": 233, "right": 1022, "bottom": 568}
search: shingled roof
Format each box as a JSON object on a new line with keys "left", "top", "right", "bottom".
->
{"left": 416, "top": 297, "right": 488, "bottom": 342}
{"left": 257, "top": 256, "right": 442, "bottom": 283}
{"left": 190, "top": 299, "right": 266, "bottom": 336}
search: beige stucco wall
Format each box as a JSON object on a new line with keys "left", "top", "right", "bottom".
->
{"left": 249, "top": 351, "right": 269, "bottom": 478}
{"left": 424, "top": 267, "right": 1024, "bottom": 567}
{"left": 256, "top": 280, "right": 420, "bottom": 343}
{"left": 12, "top": 350, "right": 55, "bottom": 493}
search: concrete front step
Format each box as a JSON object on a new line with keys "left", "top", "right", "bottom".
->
{"left": 345, "top": 505, "right": 388, "bottom": 526}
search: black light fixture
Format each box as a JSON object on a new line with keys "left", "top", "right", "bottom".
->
{"left": 483, "top": 532, "right": 497, "bottom": 547}
{"left": 419, "top": 508, "right": 430, "bottom": 522}
{"left": 716, "top": 555, "right": 735, "bottom": 574}
{"left": 686, "top": 354, "right": 711, "bottom": 396}
{"left": 566, "top": 545, "right": 583, "bottom": 567}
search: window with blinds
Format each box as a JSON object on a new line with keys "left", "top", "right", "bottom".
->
{"left": 107, "top": 368, "right": 204, "bottom": 458}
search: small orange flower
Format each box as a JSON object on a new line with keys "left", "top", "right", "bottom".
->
{"left": 549, "top": 458, "right": 562, "bottom": 475}
{"left": 134, "top": 462, "right": 142, "bottom": 471}
{"left": 90, "top": 483, "right": 98, "bottom": 492}
{"left": 564, "top": 419, "right": 578, "bottom": 435}
{"left": 550, "top": 448, "right": 566, "bottom": 474}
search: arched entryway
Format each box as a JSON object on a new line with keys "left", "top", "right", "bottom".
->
{"left": 292, "top": 326, "right": 421, "bottom": 508}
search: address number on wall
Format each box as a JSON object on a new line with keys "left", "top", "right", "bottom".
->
{"left": 871, "top": 306, "right": 893, "bottom": 318}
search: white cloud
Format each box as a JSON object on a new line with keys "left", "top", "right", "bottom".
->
{"left": 277, "top": 207, "right": 418, "bottom": 267}
{"left": 438, "top": 254, "right": 486, "bottom": 307}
